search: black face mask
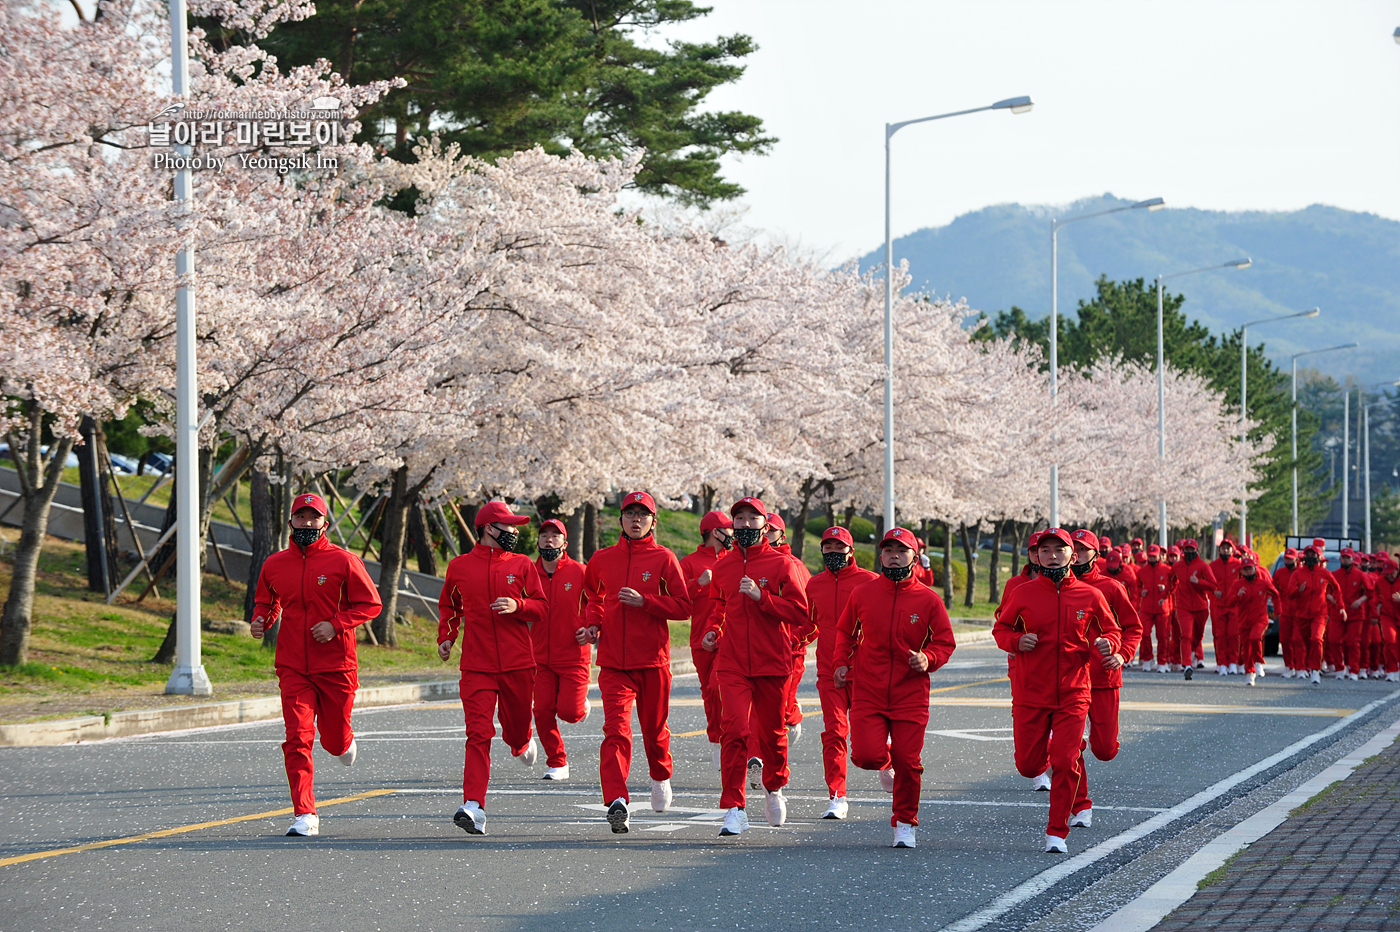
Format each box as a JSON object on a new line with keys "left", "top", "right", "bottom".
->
{"left": 1148, "top": 558, "right": 1159, "bottom": 566}
{"left": 1243, "top": 569, "right": 1257, "bottom": 580}
{"left": 733, "top": 527, "right": 763, "bottom": 549}
{"left": 823, "top": 551, "right": 849, "bottom": 573}
{"left": 1304, "top": 552, "right": 1319, "bottom": 567}
{"left": 290, "top": 526, "right": 322, "bottom": 547}
{"left": 1071, "top": 559, "right": 1094, "bottom": 578}
{"left": 882, "top": 563, "right": 913, "bottom": 582}
{"left": 1183, "top": 551, "right": 1198, "bottom": 563}
{"left": 1041, "top": 564, "right": 1070, "bottom": 584}
{"left": 1107, "top": 566, "right": 1121, "bottom": 576}
{"left": 717, "top": 533, "right": 734, "bottom": 551}
{"left": 539, "top": 546, "right": 563, "bottom": 562}
{"left": 493, "top": 528, "right": 520, "bottom": 552}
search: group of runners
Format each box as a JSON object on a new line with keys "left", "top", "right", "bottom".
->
{"left": 246, "top": 490, "right": 1399, "bottom": 854}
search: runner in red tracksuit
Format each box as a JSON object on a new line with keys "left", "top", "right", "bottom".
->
{"left": 994, "top": 527, "right": 1120, "bottom": 853}
{"left": 1376, "top": 558, "right": 1400, "bottom": 682}
{"left": 678, "top": 510, "right": 733, "bottom": 768}
{"left": 1273, "top": 549, "right": 1299, "bottom": 676}
{"left": 251, "top": 492, "right": 382, "bottom": 837}
{"left": 580, "top": 491, "right": 692, "bottom": 833}
{"left": 1169, "top": 540, "right": 1216, "bottom": 675}
{"left": 833, "top": 527, "right": 956, "bottom": 848}
{"left": 1289, "top": 540, "right": 1343, "bottom": 685}
{"left": 437, "top": 500, "right": 547, "bottom": 836}
{"left": 1130, "top": 538, "right": 1146, "bottom": 567}
{"left": 1334, "top": 548, "right": 1375, "bottom": 679}
{"left": 1067, "top": 529, "right": 1142, "bottom": 827}
{"left": 700, "top": 497, "right": 810, "bottom": 837}
{"left": 912, "top": 538, "right": 937, "bottom": 589}
{"left": 1136, "top": 545, "right": 1175, "bottom": 672}
{"left": 531, "top": 518, "right": 591, "bottom": 781}
{"left": 1368, "top": 554, "right": 1387, "bottom": 675}
{"left": 1222, "top": 554, "right": 1279, "bottom": 685}
{"left": 1101, "top": 551, "right": 1139, "bottom": 659}
{"left": 764, "top": 513, "right": 811, "bottom": 746}
{"left": 801, "top": 526, "right": 879, "bottom": 819}
{"left": 1206, "top": 540, "right": 1242, "bottom": 673}
{"left": 1000, "top": 535, "right": 1048, "bottom": 789}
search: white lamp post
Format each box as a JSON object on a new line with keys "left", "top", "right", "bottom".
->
{"left": 882, "top": 95, "right": 1033, "bottom": 530}
{"left": 1290, "top": 343, "right": 1356, "bottom": 535}
{"left": 1049, "top": 197, "right": 1164, "bottom": 526}
{"left": 1154, "top": 258, "right": 1252, "bottom": 545}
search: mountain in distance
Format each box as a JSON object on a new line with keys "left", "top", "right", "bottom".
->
{"left": 856, "top": 194, "right": 1400, "bottom": 386}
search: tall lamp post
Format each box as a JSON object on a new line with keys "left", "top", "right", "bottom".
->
{"left": 1238, "top": 308, "right": 1320, "bottom": 543}
{"left": 1154, "top": 258, "right": 1252, "bottom": 545}
{"left": 882, "top": 95, "right": 1033, "bottom": 530}
{"left": 1048, "top": 197, "right": 1164, "bottom": 526}
{"left": 1290, "top": 343, "right": 1356, "bottom": 535}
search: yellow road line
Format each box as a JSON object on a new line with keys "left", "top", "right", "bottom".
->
{"left": 0, "top": 788, "right": 399, "bottom": 869}
{"left": 932, "top": 676, "right": 1010, "bottom": 693}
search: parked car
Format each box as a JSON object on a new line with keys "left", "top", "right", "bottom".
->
{"left": 143, "top": 451, "right": 173, "bottom": 475}
{"left": 108, "top": 453, "right": 139, "bottom": 475}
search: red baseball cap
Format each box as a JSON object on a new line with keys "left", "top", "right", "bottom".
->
{"left": 291, "top": 492, "right": 329, "bottom": 517}
{"left": 1106, "top": 551, "right": 1123, "bottom": 568}
{"left": 620, "top": 491, "right": 657, "bottom": 515}
{"left": 699, "top": 510, "right": 733, "bottom": 534}
{"left": 821, "top": 527, "right": 854, "bottom": 548}
{"left": 1181, "top": 539, "right": 1199, "bottom": 550}
{"left": 1131, "top": 537, "right": 1144, "bottom": 547}
{"left": 1038, "top": 528, "right": 1074, "bottom": 549}
{"left": 1168, "top": 545, "right": 1182, "bottom": 556}
{"left": 880, "top": 527, "right": 917, "bottom": 549}
{"left": 1070, "top": 528, "right": 1099, "bottom": 549}
{"left": 1146, "top": 544, "right": 1162, "bottom": 556}
{"left": 731, "top": 496, "right": 766, "bottom": 518}
{"left": 1312, "top": 538, "right": 1327, "bottom": 551}
{"left": 539, "top": 518, "right": 566, "bottom": 536}
{"left": 1284, "top": 547, "right": 1298, "bottom": 558}
{"left": 1241, "top": 552, "right": 1259, "bottom": 566}
{"left": 1027, "top": 530, "right": 1044, "bottom": 548}
{"left": 475, "top": 500, "right": 531, "bottom": 527}
{"left": 1098, "top": 535, "right": 1112, "bottom": 548}
{"left": 1340, "top": 546, "right": 1355, "bottom": 557}
{"left": 766, "top": 513, "right": 787, "bottom": 533}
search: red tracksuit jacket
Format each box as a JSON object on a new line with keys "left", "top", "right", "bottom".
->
{"left": 679, "top": 546, "right": 728, "bottom": 648}
{"left": 254, "top": 534, "right": 382, "bottom": 675}
{"left": 1207, "top": 555, "right": 1241, "bottom": 609}
{"left": 1169, "top": 558, "right": 1217, "bottom": 613}
{"left": 1107, "top": 563, "right": 1140, "bottom": 612}
{"left": 1078, "top": 565, "right": 1143, "bottom": 689}
{"left": 1136, "top": 561, "right": 1174, "bottom": 615}
{"left": 803, "top": 561, "right": 879, "bottom": 680}
{"left": 1223, "top": 573, "right": 1280, "bottom": 631}
{"left": 1377, "top": 572, "right": 1400, "bottom": 625}
{"left": 1273, "top": 565, "right": 1296, "bottom": 615}
{"left": 438, "top": 545, "right": 547, "bottom": 674}
{"left": 532, "top": 554, "right": 591, "bottom": 670}
{"left": 832, "top": 574, "right": 956, "bottom": 715}
{"left": 993, "top": 573, "right": 1120, "bottom": 709}
{"left": 709, "top": 538, "right": 810, "bottom": 677}
{"left": 1289, "top": 564, "right": 1341, "bottom": 618}
{"left": 583, "top": 535, "right": 692, "bottom": 670}
{"left": 1335, "top": 565, "right": 1375, "bottom": 616}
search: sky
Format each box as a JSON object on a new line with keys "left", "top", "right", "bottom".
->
{"left": 652, "top": 0, "right": 1400, "bottom": 265}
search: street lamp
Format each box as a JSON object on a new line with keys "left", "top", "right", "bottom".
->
{"left": 1154, "top": 258, "right": 1252, "bottom": 545}
{"left": 882, "top": 95, "right": 1033, "bottom": 530}
{"left": 1393, "top": 26, "right": 1400, "bottom": 43}
{"left": 1290, "top": 343, "right": 1356, "bottom": 535}
{"left": 1238, "top": 307, "right": 1320, "bottom": 543}
{"left": 1048, "top": 197, "right": 1164, "bottom": 526}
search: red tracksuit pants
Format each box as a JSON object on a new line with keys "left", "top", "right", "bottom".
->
{"left": 1072, "top": 687, "right": 1120, "bottom": 816}
{"left": 599, "top": 666, "right": 673, "bottom": 805}
{"left": 278, "top": 668, "right": 357, "bottom": 816}
{"left": 1325, "top": 610, "right": 1344, "bottom": 669}
{"left": 692, "top": 647, "right": 723, "bottom": 744}
{"left": 1013, "top": 698, "right": 1089, "bottom": 839}
{"left": 460, "top": 669, "right": 534, "bottom": 806}
{"left": 533, "top": 663, "right": 590, "bottom": 768}
{"left": 1383, "top": 615, "right": 1400, "bottom": 673}
{"left": 1291, "top": 612, "right": 1328, "bottom": 671}
{"left": 1344, "top": 620, "right": 1384, "bottom": 674}
{"left": 1366, "top": 620, "right": 1383, "bottom": 671}
{"left": 817, "top": 677, "right": 854, "bottom": 798}
{"left": 718, "top": 671, "right": 788, "bottom": 810}
{"left": 1140, "top": 613, "right": 1173, "bottom": 665}
{"left": 1239, "top": 614, "right": 1269, "bottom": 672}
{"left": 1211, "top": 606, "right": 1236, "bottom": 666}
{"left": 1278, "top": 614, "right": 1296, "bottom": 669}
{"left": 747, "top": 651, "right": 806, "bottom": 758}
{"left": 850, "top": 704, "right": 924, "bottom": 826}
{"left": 1175, "top": 608, "right": 1209, "bottom": 667}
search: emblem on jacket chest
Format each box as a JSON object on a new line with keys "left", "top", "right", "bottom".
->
{"left": 641, "top": 571, "right": 652, "bottom": 582}
{"left": 564, "top": 582, "right": 573, "bottom": 591}
{"left": 506, "top": 574, "right": 517, "bottom": 584}
{"left": 317, "top": 575, "right": 326, "bottom": 585}
{"left": 758, "top": 577, "right": 768, "bottom": 588}
{"left": 909, "top": 613, "right": 919, "bottom": 624}
{"left": 1076, "top": 610, "right": 1086, "bottom": 620}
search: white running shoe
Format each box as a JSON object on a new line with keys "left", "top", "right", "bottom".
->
{"left": 1256, "top": 662, "right": 1266, "bottom": 677}
{"left": 517, "top": 737, "right": 538, "bottom": 767}
{"left": 1311, "top": 670, "right": 1322, "bottom": 684}
{"left": 764, "top": 788, "right": 787, "bottom": 827}
{"left": 1032, "top": 772, "right": 1052, "bottom": 792}
{"left": 747, "top": 757, "right": 764, "bottom": 789}
{"left": 1388, "top": 672, "right": 1399, "bottom": 683}
{"left": 1141, "top": 660, "right": 1153, "bottom": 672}
{"left": 1068, "top": 808, "right": 1092, "bottom": 828}
{"left": 651, "top": 779, "right": 673, "bottom": 813}
{"left": 1284, "top": 668, "right": 1294, "bottom": 678}
{"left": 1349, "top": 673, "right": 1359, "bottom": 682}
{"left": 822, "top": 797, "right": 849, "bottom": 820}
{"left": 1218, "top": 666, "right": 1229, "bottom": 676}
{"left": 607, "top": 798, "right": 630, "bottom": 834}
{"left": 542, "top": 765, "right": 570, "bottom": 781}
{"left": 879, "top": 768, "right": 896, "bottom": 793}
{"left": 285, "top": 813, "right": 319, "bottom": 836}
{"left": 1359, "top": 670, "right": 1369, "bottom": 680}
{"left": 1336, "top": 671, "right": 1349, "bottom": 681}
{"left": 339, "top": 738, "right": 358, "bottom": 767}
{"left": 1196, "top": 661, "right": 1206, "bottom": 669}
{"left": 711, "top": 744, "right": 722, "bottom": 772}
{"left": 1045, "top": 834, "right": 1068, "bottom": 854}
{"left": 788, "top": 721, "right": 802, "bottom": 744}
{"left": 719, "top": 807, "right": 749, "bottom": 836}
{"left": 1247, "top": 672, "right": 1256, "bottom": 686}
{"left": 453, "top": 801, "right": 485, "bottom": 835}
{"left": 893, "top": 822, "right": 916, "bottom": 848}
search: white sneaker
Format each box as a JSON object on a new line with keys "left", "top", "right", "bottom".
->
{"left": 1196, "top": 661, "right": 1206, "bottom": 669}
{"left": 285, "top": 812, "right": 319, "bottom": 836}
{"left": 764, "top": 788, "right": 788, "bottom": 827}
{"left": 1130, "top": 659, "right": 1143, "bottom": 670}
{"left": 607, "top": 798, "right": 630, "bottom": 834}
{"left": 542, "top": 765, "right": 570, "bottom": 781}
{"left": 1232, "top": 663, "right": 1242, "bottom": 675}
{"left": 711, "top": 744, "right": 722, "bottom": 771}
{"left": 651, "top": 779, "right": 673, "bottom": 812}
{"left": 1045, "top": 833, "right": 1068, "bottom": 853}
{"left": 893, "top": 822, "right": 916, "bottom": 848}
{"left": 1311, "top": 670, "right": 1322, "bottom": 684}
{"left": 879, "top": 768, "right": 896, "bottom": 793}
{"left": 1359, "top": 670, "right": 1369, "bottom": 680}
{"left": 1349, "top": 673, "right": 1359, "bottom": 682}
{"left": 1143, "top": 660, "right": 1155, "bottom": 672}
{"left": 517, "top": 737, "right": 538, "bottom": 767}
{"left": 1247, "top": 672, "right": 1256, "bottom": 686}
{"left": 453, "top": 801, "right": 485, "bottom": 835}
{"left": 1218, "top": 666, "right": 1229, "bottom": 676}
{"left": 1032, "top": 772, "right": 1052, "bottom": 792}
{"left": 822, "top": 796, "right": 849, "bottom": 820}
{"left": 1256, "top": 662, "right": 1266, "bottom": 676}
{"left": 1068, "top": 808, "right": 1092, "bottom": 828}
{"left": 788, "top": 721, "right": 802, "bottom": 744}
{"left": 1388, "top": 672, "right": 1399, "bottom": 683}
{"left": 719, "top": 807, "right": 749, "bottom": 836}
{"left": 1335, "top": 671, "right": 1348, "bottom": 681}
{"left": 1284, "top": 668, "right": 1295, "bottom": 679}
{"left": 747, "top": 756, "right": 764, "bottom": 789}
{"left": 338, "top": 738, "right": 358, "bottom": 767}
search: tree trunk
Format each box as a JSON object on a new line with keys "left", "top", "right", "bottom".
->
{"left": 960, "top": 523, "right": 977, "bottom": 609}
{"left": 244, "top": 463, "right": 277, "bottom": 624}
{"left": 0, "top": 425, "right": 75, "bottom": 666}
{"left": 565, "top": 509, "right": 583, "bottom": 561}
{"left": 842, "top": 504, "right": 856, "bottom": 528}
{"left": 583, "top": 502, "right": 599, "bottom": 559}
{"left": 372, "top": 464, "right": 411, "bottom": 647}
{"left": 792, "top": 477, "right": 815, "bottom": 561}
{"left": 700, "top": 485, "right": 716, "bottom": 514}
{"left": 407, "top": 500, "right": 438, "bottom": 576}
{"left": 942, "top": 520, "right": 953, "bottom": 609}
{"left": 988, "top": 520, "right": 1004, "bottom": 604}
{"left": 1010, "top": 522, "right": 1024, "bottom": 576}
{"left": 77, "top": 417, "right": 118, "bottom": 594}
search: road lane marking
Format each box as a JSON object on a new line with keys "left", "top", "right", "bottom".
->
{"left": 0, "top": 788, "right": 399, "bottom": 869}
{"left": 925, "top": 697, "right": 1352, "bottom": 716}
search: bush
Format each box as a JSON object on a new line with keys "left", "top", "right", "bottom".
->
{"left": 853, "top": 547, "right": 875, "bottom": 570}
{"left": 805, "top": 515, "right": 877, "bottom": 543}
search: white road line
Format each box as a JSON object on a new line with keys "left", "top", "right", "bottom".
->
{"left": 935, "top": 689, "right": 1400, "bottom": 932}
{"left": 928, "top": 728, "right": 1015, "bottom": 741}
{"left": 1087, "top": 710, "right": 1400, "bottom": 932}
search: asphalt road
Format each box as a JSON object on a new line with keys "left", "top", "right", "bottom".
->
{"left": 2, "top": 641, "right": 1395, "bottom": 932}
